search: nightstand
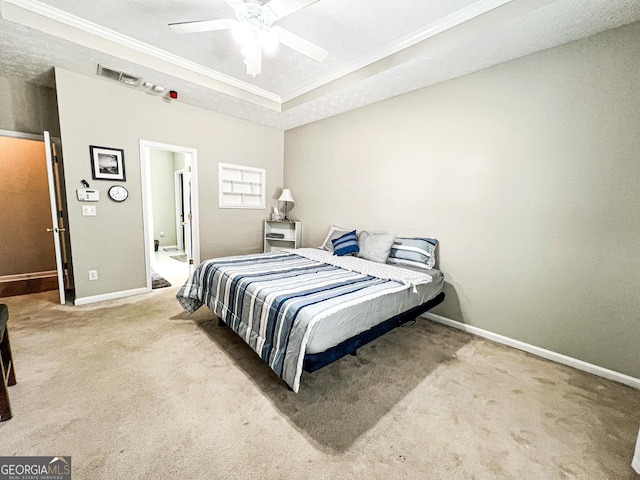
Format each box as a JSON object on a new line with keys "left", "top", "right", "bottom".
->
{"left": 264, "top": 220, "right": 302, "bottom": 253}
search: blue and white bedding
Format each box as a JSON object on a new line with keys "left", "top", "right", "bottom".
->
{"left": 177, "top": 248, "right": 437, "bottom": 392}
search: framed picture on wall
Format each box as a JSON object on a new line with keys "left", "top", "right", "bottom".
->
{"left": 90, "top": 145, "right": 126, "bottom": 181}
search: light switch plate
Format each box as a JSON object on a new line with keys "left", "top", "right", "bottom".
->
{"left": 82, "top": 205, "right": 96, "bottom": 216}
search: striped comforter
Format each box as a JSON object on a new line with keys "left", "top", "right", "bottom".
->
{"left": 177, "top": 249, "right": 432, "bottom": 392}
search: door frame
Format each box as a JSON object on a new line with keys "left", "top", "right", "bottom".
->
{"left": 139, "top": 140, "right": 200, "bottom": 291}
{"left": 0, "top": 128, "right": 70, "bottom": 303}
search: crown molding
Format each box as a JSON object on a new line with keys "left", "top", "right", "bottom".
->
{"left": 280, "top": 0, "right": 513, "bottom": 102}
{"left": 2, "top": 0, "right": 515, "bottom": 111}
{"left": 1, "top": 0, "right": 282, "bottom": 104}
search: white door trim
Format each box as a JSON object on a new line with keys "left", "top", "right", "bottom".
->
{"left": 139, "top": 140, "right": 200, "bottom": 291}
{"left": 44, "top": 131, "right": 65, "bottom": 304}
{"left": 174, "top": 169, "right": 185, "bottom": 251}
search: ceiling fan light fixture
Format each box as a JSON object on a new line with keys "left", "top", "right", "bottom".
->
{"left": 232, "top": 21, "right": 252, "bottom": 45}
{"left": 244, "top": 52, "right": 261, "bottom": 77}
{"left": 241, "top": 39, "right": 261, "bottom": 58}
{"left": 259, "top": 28, "right": 279, "bottom": 53}
{"left": 170, "top": 0, "right": 327, "bottom": 76}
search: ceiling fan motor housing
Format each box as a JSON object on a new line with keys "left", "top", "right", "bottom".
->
{"left": 237, "top": 2, "right": 276, "bottom": 29}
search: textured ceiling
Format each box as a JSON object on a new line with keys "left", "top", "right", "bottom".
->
{"left": 1, "top": 0, "right": 639, "bottom": 130}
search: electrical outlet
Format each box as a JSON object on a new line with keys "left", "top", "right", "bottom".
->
{"left": 88, "top": 270, "right": 98, "bottom": 281}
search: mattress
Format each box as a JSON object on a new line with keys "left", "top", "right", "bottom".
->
{"left": 177, "top": 248, "right": 443, "bottom": 391}
{"left": 305, "top": 267, "right": 444, "bottom": 353}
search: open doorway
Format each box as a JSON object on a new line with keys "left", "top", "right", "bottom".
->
{"left": 140, "top": 140, "right": 199, "bottom": 290}
{"left": 0, "top": 130, "right": 72, "bottom": 301}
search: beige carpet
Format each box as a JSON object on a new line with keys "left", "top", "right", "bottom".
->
{"left": 1, "top": 287, "right": 639, "bottom": 479}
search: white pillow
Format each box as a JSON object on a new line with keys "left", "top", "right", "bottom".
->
{"left": 320, "top": 225, "right": 350, "bottom": 252}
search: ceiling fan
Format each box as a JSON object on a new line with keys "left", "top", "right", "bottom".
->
{"left": 169, "top": 0, "right": 328, "bottom": 76}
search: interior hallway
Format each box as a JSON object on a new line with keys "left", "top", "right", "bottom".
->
{"left": 151, "top": 247, "right": 190, "bottom": 287}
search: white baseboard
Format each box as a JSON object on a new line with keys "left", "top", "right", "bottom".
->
{"left": 423, "top": 312, "right": 640, "bottom": 390}
{"left": 74, "top": 287, "right": 149, "bottom": 306}
{"left": 0, "top": 270, "right": 57, "bottom": 283}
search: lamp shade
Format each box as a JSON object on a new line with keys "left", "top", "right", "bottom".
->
{"left": 278, "top": 189, "right": 294, "bottom": 203}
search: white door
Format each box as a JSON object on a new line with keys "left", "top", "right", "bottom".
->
{"left": 184, "top": 166, "right": 194, "bottom": 272}
{"left": 44, "top": 131, "right": 66, "bottom": 304}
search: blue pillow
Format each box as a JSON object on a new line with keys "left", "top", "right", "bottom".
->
{"left": 387, "top": 237, "right": 438, "bottom": 269}
{"left": 332, "top": 230, "right": 359, "bottom": 256}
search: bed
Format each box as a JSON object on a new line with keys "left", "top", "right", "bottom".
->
{"left": 177, "top": 247, "right": 444, "bottom": 392}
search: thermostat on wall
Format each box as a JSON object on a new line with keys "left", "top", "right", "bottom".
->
{"left": 77, "top": 188, "right": 100, "bottom": 202}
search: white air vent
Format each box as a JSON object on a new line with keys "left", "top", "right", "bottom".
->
{"left": 97, "top": 64, "right": 142, "bottom": 87}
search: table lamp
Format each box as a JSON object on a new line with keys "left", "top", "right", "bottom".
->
{"left": 278, "top": 189, "right": 295, "bottom": 221}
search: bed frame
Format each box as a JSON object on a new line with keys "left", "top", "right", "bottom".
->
{"left": 302, "top": 291, "right": 445, "bottom": 373}
{"left": 217, "top": 291, "right": 445, "bottom": 376}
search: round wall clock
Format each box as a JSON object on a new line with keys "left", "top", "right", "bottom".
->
{"left": 108, "top": 185, "right": 129, "bottom": 202}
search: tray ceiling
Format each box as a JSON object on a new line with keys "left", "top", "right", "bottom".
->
{"left": 1, "top": 0, "right": 639, "bottom": 129}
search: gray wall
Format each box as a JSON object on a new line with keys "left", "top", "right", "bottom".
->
{"left": 0, "top": 76, "right": 60, "bottom": 136}
{"left": 284, "top": 23, "right": 640, "bottom": 378}
{"left": 55, "top": 69, "right": 284, "bottom": 301}
{"left": 149, "top": 149, "right": 177, "bottom": 247}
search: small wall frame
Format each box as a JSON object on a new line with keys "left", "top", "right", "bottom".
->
{"left": 90, "top": 145, "right": 126, "bottom": 181}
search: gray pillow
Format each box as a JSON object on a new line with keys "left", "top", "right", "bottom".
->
{"left": 320, "top": 225, "right": 350, "bottom": 252}
{"left": 357, "top": 231, "right": 396, "bottom": 263}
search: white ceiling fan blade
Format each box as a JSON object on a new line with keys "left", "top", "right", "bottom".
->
{"left": 274, "top": 27, "right": 327, "bottom": 63}
{"left": 223, "top": 0, "right": 248, "bottom": 14}
{"left": 223, "top": 0, "right": 246, "bottom": 9}
{"left": 264, "top": 0, "right": 319, "bottom": 20}
{"left": 169, "top": 19, "right": 236, "bottom": 34}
